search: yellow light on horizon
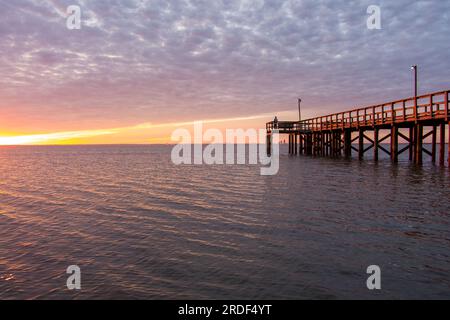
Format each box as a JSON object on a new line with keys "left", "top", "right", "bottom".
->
{"left": 0, "top": 129, "right": 116, "bottom": 145}
{"left": 0, "top": 110, "right": 297, "bottom": 145}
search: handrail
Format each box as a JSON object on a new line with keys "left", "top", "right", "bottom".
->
{"left": 267, "top": 90, "right": 449, "bottom": 132}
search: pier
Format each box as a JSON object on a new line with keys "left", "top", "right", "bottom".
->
{"left": 266, "top": 90, "right": 450, "bottom": 165}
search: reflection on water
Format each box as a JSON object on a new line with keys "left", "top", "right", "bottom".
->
{"left": 0, "top": 145, "right": 449, "bottom": 299}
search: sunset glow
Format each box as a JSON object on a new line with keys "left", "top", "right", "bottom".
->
{"left": 0, "top": 112, "right": 295, "bottom": 145}
{"left": 0, "top": 129, "right": 115, "bottom": 145}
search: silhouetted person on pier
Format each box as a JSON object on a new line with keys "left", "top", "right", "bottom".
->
{"left": 273, "top": 116, "right": 278, "bottom": 129}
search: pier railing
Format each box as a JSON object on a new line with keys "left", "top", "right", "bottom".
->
{"left": 267, "top": 90, "right": 449, "bottom": 132}
{"left": 266, "top": 121, "right": 310, "bottom": 132}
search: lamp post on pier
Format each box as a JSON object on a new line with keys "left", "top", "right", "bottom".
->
{"left": 411, "top": 65, "right": 418, "bottom": 97}
{"left": 298, "top": 98, "right": 302, "bottom": 122}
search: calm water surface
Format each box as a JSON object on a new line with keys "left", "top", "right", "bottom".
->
{"left": 0, "top": 145, "right": 449, "bottom": 299}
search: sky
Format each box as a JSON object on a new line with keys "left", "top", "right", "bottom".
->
{"left": 0, "top": 0, "right": 449, "bottom": 144}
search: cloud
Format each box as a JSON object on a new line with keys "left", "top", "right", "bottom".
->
{"left": 0, "top": 0, "right": 449, "bottom": 133}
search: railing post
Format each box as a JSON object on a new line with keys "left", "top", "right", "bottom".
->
{"left": 356, "top": 110, "right": 359, "bottom": 128}
{"left": 430, "top": 94, "right": 434, "bottom": 118}
{"left": 414, "top": 95, "right": 418, "bottom": 123}
{"left": 403, "top": 100, "right": 406, "bottom": 121}
{"left": 372, "top": 106, "right": 376, "bottom": 127}
{"left": 391, "top": 103, "right": 397, "bottom": 124}
{"left": 445, "top": 91, "right": 449, "bottom": 122}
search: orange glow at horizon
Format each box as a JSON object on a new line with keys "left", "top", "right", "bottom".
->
{"left": 0, "top": 111, "right": 298, "bottom": 145}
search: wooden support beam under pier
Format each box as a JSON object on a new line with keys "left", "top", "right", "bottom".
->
{"left": 409, "top": 127, "right": 414, "bottom": 161}
{"left": 374, "top": 128, "right": 379, "bottom": 161}
{"left": 415, "top": 124, "right": 423, "bottom": 165}
{"left": 391, "top": 125, "right": 399, "bottom": 163}
{"left": 358, "top": 129, "right": 364, "bottom": 160}
{"left": 344, "top": 130, "right": 352, "bottom": 158}
{"left": 431, "top": 125, "right": 437, "bottom": 163}
{"left": 440, "top": 123, "right": 445, "bottom": 166}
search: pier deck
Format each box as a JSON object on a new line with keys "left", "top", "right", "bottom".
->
{"left": 266, "top": 90, "right": 450, "bottom": 165}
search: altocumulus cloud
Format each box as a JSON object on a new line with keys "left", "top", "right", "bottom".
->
{"left": 0, "top": 0, "right": 449, "bottom": 132}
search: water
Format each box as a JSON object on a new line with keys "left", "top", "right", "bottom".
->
{"left": 0, "top": 145, "right": 449, "bottom": 300}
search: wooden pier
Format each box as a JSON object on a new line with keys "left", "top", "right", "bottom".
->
{"left": 266, "top": 90, "right": 450, "bottom": 165}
